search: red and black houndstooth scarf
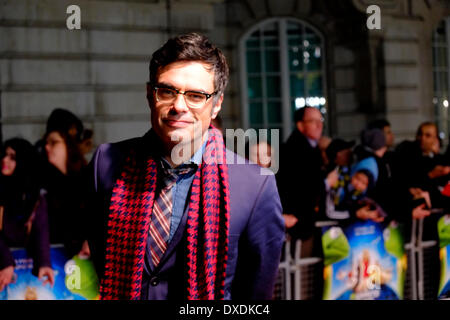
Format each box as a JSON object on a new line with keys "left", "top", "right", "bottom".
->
{"left": 99, "top": 127, "right": 230, "bottom": 300}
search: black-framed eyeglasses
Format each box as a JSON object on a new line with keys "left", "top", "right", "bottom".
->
{"left": 153, "top": 85, "right": 216, "bottom": 109}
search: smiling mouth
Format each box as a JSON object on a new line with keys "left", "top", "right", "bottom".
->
{"left": 163, "top": 119, "right": 194, "bottom": 128}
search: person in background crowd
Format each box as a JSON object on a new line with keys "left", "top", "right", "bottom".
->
{"left": 395, "top": 122, "right": 449, "bottom": 223}
{"left": 353, "top": 128, "right": 394, "bottom": 221}
{"left": 247, "top": 139, "right": 273, "bottom": 169}
{"left": 368, "top": 119, "right": 395, "bottom": 150}
{"left": 349, "top": 160, "right": 386, "bottom": 223}
{"left": 79, "top": 128, "right": 95, "bottom": 162}
{"left": 42, "top": 128, "right": 89, "bottom": 258}
{"left": 325, "top": 138, "right": 355, "bottom": 173}
{"left": 276, "top": 106, "right": 338, "bottom": 258}
{"left": 394, "top": 122, "right": 448, "bottom": 298}
{"left": 323, "top": 138, "right": 355, "bottom": 220}
{"left": 325, "top": 164, "right": 385, "bottom": 223}
{"left": 35, "top": 108, "right": 84, "bottom": 158}
{"left": 45, "top": 108, "right": 84, "bottom": 142}
{"left": 318, "top": 136, "right": 332, "bottom": 170}
{"left": 85, "top": 33, "right": 284, "bottom": 300}
{"left": 367, "top": 119, "right": 395, "bottom": 176}
{"left": 0, "top": 138, "right": 54, "bottom": 292}
{"left": 394, "top": 122, "right": 447, "bottom": 301}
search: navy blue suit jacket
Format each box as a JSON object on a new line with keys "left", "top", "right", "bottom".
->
{"left": 86, "top": 130, "right": 285, "bottom": 300}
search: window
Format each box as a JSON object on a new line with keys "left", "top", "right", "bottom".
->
{"left": 240, "top": 18, "right": 327, "bottom": 141}
{"left": 432, "top": 17, "right": 450, "bottom": 146}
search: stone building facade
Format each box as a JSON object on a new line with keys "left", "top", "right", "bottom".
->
{"left": 1, "top": 0, "right": 450, "bottom": 151}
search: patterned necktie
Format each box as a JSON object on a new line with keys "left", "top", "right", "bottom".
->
{"left": 148, "top": 162, "right": 195, "bottom": 266}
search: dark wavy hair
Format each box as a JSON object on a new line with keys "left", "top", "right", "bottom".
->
{"left": 46, "top": 108, "right": 84, "bottom": 142}
{"left": 2, "top": 138, "right": 41, "bottom": 185}
{"left": 149, "top": 33, "right": 229, "bottom": 99}
{"left": 0, "top": 138, "right": 43, "bottom": 219}
{"left": 44, "top": 129, "right": 86, "bottom": 175}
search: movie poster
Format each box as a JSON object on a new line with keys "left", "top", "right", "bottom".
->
{"left": 438, "top": 214, "right": 450, "bottom": 299}
{"left": 322, "top": 220, "right": 407, "bottom": 300}
{"left": 0, "top": 245, "right": 99, "bottom": 300}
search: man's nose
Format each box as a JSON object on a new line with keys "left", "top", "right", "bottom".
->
{"left": 172, "top": 93, "right": 189, "bottom": 113}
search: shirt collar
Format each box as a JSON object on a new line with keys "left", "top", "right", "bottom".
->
{"left": 159, "top": 131, "right": 208, "bottom": 169}
{"left": 307, "top": 137, "right": 318, "bottom": 148}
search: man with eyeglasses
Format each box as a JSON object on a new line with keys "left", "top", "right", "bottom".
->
{"left": 85, "top": 33, "right": 284, "bottom": 300}
{"left": 276, "top": 106, "right": 338, "bottom": 259}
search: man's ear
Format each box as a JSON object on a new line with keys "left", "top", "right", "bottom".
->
{"left": 211, "top": 94, "right": 223, "bottom": 119}
{"left": 296, "top": 121, "right": 304, "bottom": 133}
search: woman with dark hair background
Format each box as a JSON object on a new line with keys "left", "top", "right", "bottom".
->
{"left": 0, "top": 138, "right": 54, "bottom": 292}
{"left": 43, "top": 128, "right": 89, "bottom": 258}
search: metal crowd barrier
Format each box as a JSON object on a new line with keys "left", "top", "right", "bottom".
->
{"left": 407, "top": 218, "right": 440, "bottom": 300}
{"left": 273, "top": 236, "right": 322, "bottom": 300}
{"left": 273, "top": 218, "right": 441, "bottom": 300}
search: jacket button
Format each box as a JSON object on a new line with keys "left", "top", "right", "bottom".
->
{"left": 150, "top": 276, "right": 159, "bottom": 286}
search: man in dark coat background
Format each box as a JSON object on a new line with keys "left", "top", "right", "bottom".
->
{"left": 276, "top": 106, "right": 337, "bottom": 257}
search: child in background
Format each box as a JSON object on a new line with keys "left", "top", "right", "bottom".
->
{"left": 325, "top": 138, "right": 355, "bottom": 213}
{"left": 325, "top": 160, "right": 386, "bottom": 223}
